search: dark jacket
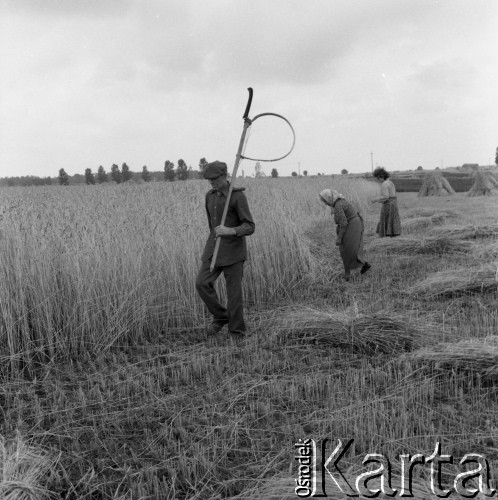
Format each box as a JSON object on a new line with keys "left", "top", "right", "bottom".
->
{"left": 333, "top": 198, "right": 360, "bottom": 242}
{"left": 201, "top": 184, "right": 255, "bottom": 266}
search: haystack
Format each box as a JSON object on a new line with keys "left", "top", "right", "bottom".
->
{"left": 467, "top": 170, "right": 498, "bottom": 196}
{"left": 404, "top": 336, "right": 498, "bottom": 380}
{"left": 408, "top": 263, "right": 498, "bottom": 297}
{"left": 368, "top": 236, "right": 472, "bottom": 255}
{"left": 418, "top": 172, "right": 455, "bottom": 196}
{"left": 270, "top": 306, "right": 432, "bottom": 354}
{"left": 428, "top": 223, "right": 498, "bottom": 240}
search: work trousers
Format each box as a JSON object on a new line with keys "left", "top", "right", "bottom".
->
{"left": 195, "top": 260, "right": 246, "bottom": 334}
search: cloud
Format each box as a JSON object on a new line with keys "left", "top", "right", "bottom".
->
{"left": 1, "top": 0, "right": 498, "bottom": 177}
{"left": 75, "top": 1, "right": 371, "bottom": 91}
{"left": 3, "top": 0, "right": 132, "bottom": 19}
{"left": 404, "top": 57, "right": 482, "bottom": 115}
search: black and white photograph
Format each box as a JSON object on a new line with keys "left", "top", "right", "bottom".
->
{"left": 1, "top": 1, "right": 498, "bottom": 498}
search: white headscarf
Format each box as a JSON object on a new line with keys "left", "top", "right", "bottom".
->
{"left": 319, "top": 189, "right": 345, "bottom": 212}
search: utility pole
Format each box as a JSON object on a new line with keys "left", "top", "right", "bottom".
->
{"left": 370, "top": 152, "right": 374, "bottom": 174}
{"left": 298, "top": 162, "right": 301, "bottom": 177}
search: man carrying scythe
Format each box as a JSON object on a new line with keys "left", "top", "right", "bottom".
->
{"left": 195, "top": 88, "right": 294, "bottom": 340}
{"left": 195, "top": 160, "right": 255, "bottom": 340}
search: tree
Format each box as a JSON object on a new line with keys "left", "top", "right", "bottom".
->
{"left": 271, "top": 168, "right": 278, "bottom": 178}
{"left": 58, "top": 168, "right": 69, "bottom": 186}
{"left": 417, "top": 166, "right": 423, "bottom": 171}
{"left": 255, "top": 162, "right": 264, "bottom": 178}
{"left": 97, "top": 165, "right": 108, "bottom": 183}
{"left": 141, "top": 165, "right": 151, "bottom": 182}
{"left": 341, "top": 169, "right": 348, "bottom": 175}
{"left": 111, "top": 164, "right": 122, "bottom": 184}
{"left": 84, "top": 168, "right": 95, "bottom": 185}
{"left": 71, "top": 174, "right": 85, "bottom": 185}
{"left": 176, "top": 159, "right": 189, "bottom": 181}
{"left": 122, "top": 162, "right": 132, "bottom": 182}
{"left": 199, "top": 157, "right": 208, "bottom": 178}
{"left": 303, "top": 170, "right": 308, "bottom": 176}
{"left": 291, "top": 171, "right": 297, "bottom": 177}
{"left": 164, "top": 160, "right": 175, "bottom": 181}
{"left": 495, "top": 147, "right": 498, "bottom": 166}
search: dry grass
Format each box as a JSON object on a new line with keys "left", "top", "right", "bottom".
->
{"left": 428, "top": 223, "right": 498, "bottom": 240}
{"left": 401, "top": 211, "right": 456, "bottom": 234}
{"left": 401, "top": 216, "right": 434, "bottom": 232}
{"left": 0, "top": 433, "right": 58, "bottom": 500}
{"left": 408, "top": 263, "right": 498, "bottom": 297}
{"left": 0, "top": 178, "right": 377, "bottom": 375}
{"left": 269, "top": 306, "right": 430, "bottom": 354}
{"left": 1, "top": 184, "right": 498, "bottom": 498}
{"left": 231, "top": 473, "right": 434, "bottom": 499}
{"left": 403, "top": 207, "right": 459, "bottom": 219}
{"left": 473, "top": 241, "right": 498, "bottom": 259}
{"left": 368, "top": 236, "right": 473, "bottom": 255}
{"left": 403, "top": 336, "right": 498, "bottom": 379}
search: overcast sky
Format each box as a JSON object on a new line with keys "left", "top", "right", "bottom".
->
{"left": 1, "top": 0, "right": 497, "bottom": 178}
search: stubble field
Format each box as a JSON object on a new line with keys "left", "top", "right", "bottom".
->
{"left": 1, "top": 177, "right": 498, "bottom": 499}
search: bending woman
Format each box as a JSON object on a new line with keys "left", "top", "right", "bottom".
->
{"left": 371, "top": 167, "right": 401, "bottom": 238}
{"left": 319, "top": 189, "right": 371, "bottom": 281}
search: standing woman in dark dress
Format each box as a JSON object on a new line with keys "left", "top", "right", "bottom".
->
{"left": 319, "top": 189, "right": 371, "bottom": 281}
{"left": 371, "top": 167, "right": 401, "bottom": 238}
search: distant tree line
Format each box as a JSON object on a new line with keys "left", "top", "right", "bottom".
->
{"left": 0, "top": 176, "right": 54, "bottom": 187}
{"left": 2, "top": 158, "right": 352, "bottom": 186}
{"left": 65, "top": 160, "right": 201, "bottom": 186}
{"left": 1, "top": 158, "right": 213, "bottom": 187}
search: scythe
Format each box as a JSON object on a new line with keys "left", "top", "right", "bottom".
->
{"left": 210, "top": 87, "right": 296, "bottom": 271}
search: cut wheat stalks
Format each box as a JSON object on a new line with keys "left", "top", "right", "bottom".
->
{"left": 401, "top": 216, "right": 434, "bottom": 232}
{"left": 404, "top": 207, "right": 459, "bottom": 219}
{"left": 408, "top": 264, "right": 498, "bottom": 297}
{"left": 402, "top": 214, "right": 449, "bottom": 233}
{"left": 234, "top": 473, "right": 433, "bottom": 499}
{"left": 270, "top": 306, "right": 430, "bottom": 354}
{"left": 428, "top": 223, "right": 498, "bottom": 240}
{"left": 368, "top": 236, "right": 472, "bottom": 255}
{"left": 0, "top": 433, "right": 58, "bottom": 500}
{"left": 403, "top": 336, "right": 498, "bottom": 379}
{"left": 473, "top": 241, "right": 498, "bottom": 260}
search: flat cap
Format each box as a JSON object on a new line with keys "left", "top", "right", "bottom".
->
{"left": 203, "top": 161, "right": 228, "bottom": 179}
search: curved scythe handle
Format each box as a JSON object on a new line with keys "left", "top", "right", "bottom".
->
{"left": 210, "top": 87, "right": 254, "bottom": 272}
{"left": 243, "top": 87, "right": 253, "bottom": 120}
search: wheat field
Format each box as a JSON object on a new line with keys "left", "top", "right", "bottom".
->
{"left": 1, "top": 178, "right": 498, "bottom": 499}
